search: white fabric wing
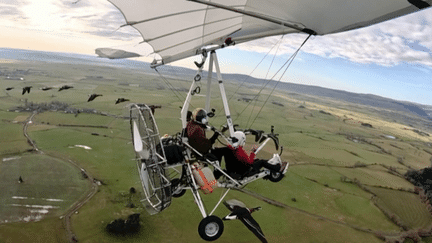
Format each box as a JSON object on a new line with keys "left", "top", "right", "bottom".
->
{"left": 108, "top": 0, "right": 431, "bottom": 65}
{"left": 95, "top": 48, "right": 141, "bottom": 59}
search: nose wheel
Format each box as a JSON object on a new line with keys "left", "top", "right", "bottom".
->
{"left": 198, "top": 215, "right": 224, "bottom": 241}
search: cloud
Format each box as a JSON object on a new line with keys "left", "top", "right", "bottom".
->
{"left": 0, "top": 4, "right": 23, "bottom": 16}
{"left": 0, "top": 0, "right": 141, "bottom": 41}
{"left": 234, "top": 9, "right": 432, "bottom": 68}
{"left": 61, "top": 1, "right": 141, "bottom": 41}
{"left": 82, "top": 11, "right": 141, "bottom": 41}
{"left": 0, "top": 0, "right": 29, "bottom": 25}
{"left": 1, "top": 0, "right": 431, "bottom": 69}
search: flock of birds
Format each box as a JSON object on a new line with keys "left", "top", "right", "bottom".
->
{"left": 5, "top": 85, "right": 130, "bottom": 104}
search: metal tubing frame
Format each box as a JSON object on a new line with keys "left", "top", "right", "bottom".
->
{"left": 181, "top": 79, "right": 197, "bottom": 129}
{"left": 184, "top": 50, "right": 234, "bottom": 136}
{"left": 185, "top": 158, "right": 234, "bottom": 218}
{"left": 238, "top": 170, "right": 270, "bottom": 185}
{"left": 177, "top": 49, "right": 255, "bottom": 219}
{"left": 132, "top": 104, "right": 171, "bottom": 212}
{"left": 181, "top": 141, "right": 241, "bottom": 218}
{"left": 210, "top": 188, "right": 230, "bottom": 216}
{"left": 205, "top": 53, "right": 213, "bottom": 112}
{"left": 182, "top": 141, "right": 241, "bottom": 186}
{"left": 134, "top": 108, "right": 159, "bottom": 207}
{"left": 186, "top": 162, "right": 208, "bottom": 218}
{"left": 211, "top": 51, "right": 235, "bottom": 137}
{"left": 181, "top": 57, "right": 206, "bottom": 129}
{"left": 253, "top": 137, "right": 271, "bottom": 154}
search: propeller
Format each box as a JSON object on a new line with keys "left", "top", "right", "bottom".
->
{"left": 132, "top": 121, "right": 150, "bottom": 159}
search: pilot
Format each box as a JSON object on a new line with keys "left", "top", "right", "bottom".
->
{"left": 186, "top": 108, "right": 219, "bottom": 155}
{"left": 221, "top": 131, "right": 287, "bottom": 178}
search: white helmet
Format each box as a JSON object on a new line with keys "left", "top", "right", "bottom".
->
{"left": 232, "top": 131, "right": 246, "bottom": 148}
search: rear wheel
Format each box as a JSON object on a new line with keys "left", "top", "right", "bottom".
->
{"left": 198, "top": 216, "right": 224, "bottom": 241}
{"left": 266, "top": 170, "right": 284, "bottom": 182}
{"left": 171, "top": 178, "right": 186, "bottom": 198}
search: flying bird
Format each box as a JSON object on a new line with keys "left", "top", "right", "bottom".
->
{"left": 59, "top": 85, "right": 73, "bottom": 91}
{"left": 223, "top": 199, "right": 267, "bottom": 243}
{"left": 6, "top": 87, "right": 14, "bottom": 91}
{"left": 115, "top": 98, "right": 130, "bottom": 104}
{"left": 22, "top": 86, "right": 32, "bottom": 95}
{"left": 41, "top": 87, "right": 53, "bottom": 91}
{"left": 88, "top": 94, "right": 102, "bottom": 102}
{"left": 148, "top": 105, "right": 161, "bottom": 115}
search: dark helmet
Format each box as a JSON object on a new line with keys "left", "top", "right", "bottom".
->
{"left": 192, "top": 108, "right": 208, "bottom": 125}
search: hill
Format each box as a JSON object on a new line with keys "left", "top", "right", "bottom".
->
{"left": 1, "top": 50, "right": 432, "bottom": 243}
{"left": 2, "top": 48, "right": 431, "bottom": 118}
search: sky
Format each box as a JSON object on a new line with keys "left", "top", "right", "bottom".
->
{"left": 1, "top": 0, "right": 432, "bottom": 106}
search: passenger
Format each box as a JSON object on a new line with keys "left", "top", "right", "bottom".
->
{"left": 217, "top": 131, "right": 287, "bottom": 178}
{"left": 186, "top": 108, "right": 219, "bottom": 155}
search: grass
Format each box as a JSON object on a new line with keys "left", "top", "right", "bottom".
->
{"left": 0, "top": 154, "right": 89, "bottom": 223}
{"left": 368, "top": 186, "right": 432, "bottom": 230}
{"left": 0, "top": 111, "right": 33, "bottom": 155}
{"left": 29, "top": 126, "right": 136, "bottom": 186}
{"left": 247, "top": 170, "right": 400, "bottom": 232}
{"left": 1, "top": 59, "right": 432, "bottom": 242}
{"left": 291, "top": 164, "right": 372, "bottom": 199}
{"left": 330, "top": 166, "right": 415, "bottom": 190}
{"left": 0, "top": 217, "right": 68, "bottom": 243}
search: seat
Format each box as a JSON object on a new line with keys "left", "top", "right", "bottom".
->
{"left": 163, "top": 144, "right": 185, "bottom": 165}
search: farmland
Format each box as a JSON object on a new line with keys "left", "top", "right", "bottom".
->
{"left": 0, "top": 154, "right": 89, "bottom": 223}
{"left": 1, "top": 54, "right": 432, "bottom": 243}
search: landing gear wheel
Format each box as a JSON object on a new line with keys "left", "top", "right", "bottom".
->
{"left": 198, "top": 216, "right": 224, "bottom": 241}
{"left": 171, "top": 178, "right": 186, "bottom": 198}
{"left": 266, "top": 170, "right": 284, "bottom": 182}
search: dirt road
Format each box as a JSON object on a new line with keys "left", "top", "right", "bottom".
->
{"left": 23, "top": 112, "right": 98, "bottom": 243}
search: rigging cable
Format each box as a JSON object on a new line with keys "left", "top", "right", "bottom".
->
{"left": 233, "top": 36, "right": 285, "bottom": 125}
{"left": 245, "top": 36, "right": 284, "bottom": 128}
{"left": 154, "top": 67, "right": 187, "bottom": 104}
{"left": 214, "top": 36, "right": 284, "bottom": 118}
{"left": 248, "top": 34, "right": 312, "bottom": 129}
{"left": 226, "top": 36, "right": 284, "bottom": 103}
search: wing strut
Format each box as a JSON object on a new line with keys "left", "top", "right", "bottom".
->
{"left": 187, "top": 0, "right": 316, "bottom": 35}
{"left": 211, "top": 51, "right": 235, "bottom": 136}
{"left": 180, "top": 47, "right": 236, "bottom": 137}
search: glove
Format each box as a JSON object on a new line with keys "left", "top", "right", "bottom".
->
{"left": 210, "top": 132, "right": 219, "bottom": 144}
{"left": 251, "top": 145, "right": 258, "bottom": 153}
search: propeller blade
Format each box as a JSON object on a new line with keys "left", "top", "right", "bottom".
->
{"left": 132, "top": 121, "right": 144, "bottom": 152}
{"left": 140, "top": 163, "right": 150, "bottom": 193}
{"left": 132, "top": 121, "right": 151, "bottom": 159}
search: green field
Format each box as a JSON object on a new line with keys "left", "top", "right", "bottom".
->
{"left": 368, "top": 186, "right": 432, "bottom": 230}
{"left": 1, "top": 59, "right": 432, "bottom": 243}
{"left": 0, "top": 154, "right": 89, "bottom": 223}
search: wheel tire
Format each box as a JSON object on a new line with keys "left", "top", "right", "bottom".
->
{"left": 266, "top": 170, "right": 284, "bottom": 182}
{"left": 171, "top": 178, "right": 186, "bottom": 198}
{"left": 198, "top": 216, "right": 224, "bottom": 241}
